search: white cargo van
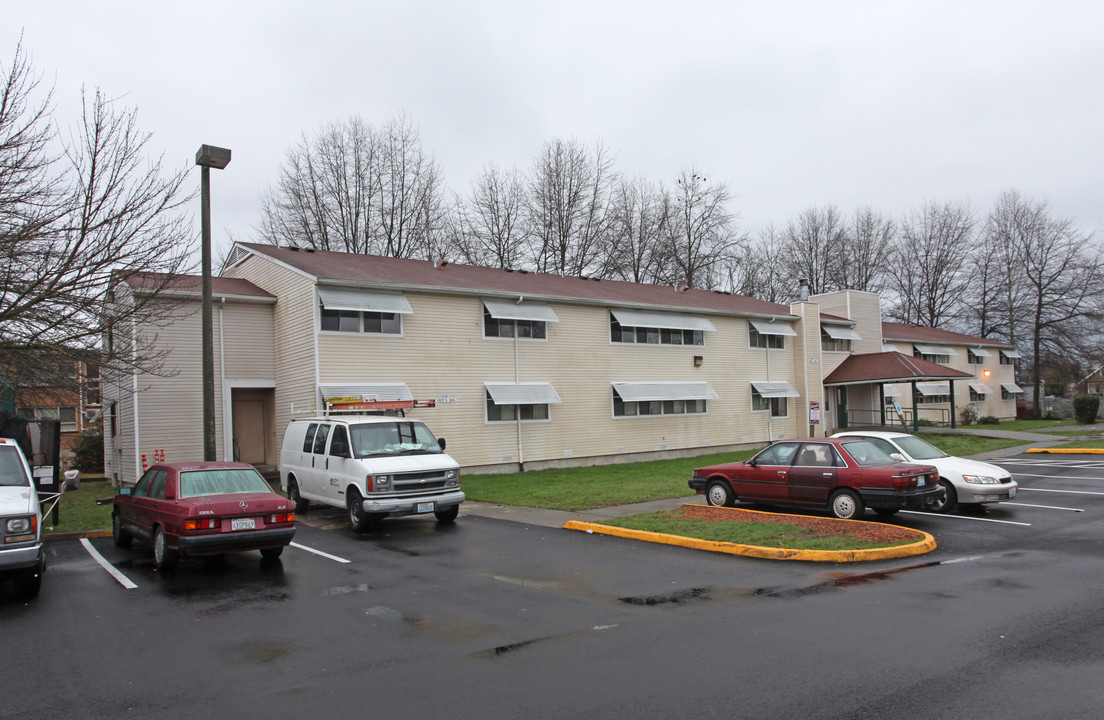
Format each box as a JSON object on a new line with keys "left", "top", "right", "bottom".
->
{"left": 0, "top": 437, "right": 45, "bottom": 599}
{"left": 280, "top": 415, "right": 463, "bottom": 532}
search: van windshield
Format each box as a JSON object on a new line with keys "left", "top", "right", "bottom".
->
{"left": 0, "top": 446, "right": 31, "bottom": 487}
{"left": 349, "top": 422, "right": 443, "bottom": 458}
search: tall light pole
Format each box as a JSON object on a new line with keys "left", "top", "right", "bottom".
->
{"left": 195, "top": 144, "right": 231, "bottom": 462}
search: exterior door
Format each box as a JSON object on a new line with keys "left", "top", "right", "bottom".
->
{"left": 836, "top": 387, "right": 849, "bottom": 429}
{"left": 232, "top": 398, "right": 267, "bottom": 464}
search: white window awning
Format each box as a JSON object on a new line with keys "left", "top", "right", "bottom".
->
{"left": 319, "top": 383, "right": 413, "bottom": 403}
{"left": 749, "top": 319, "right": 797, "bottom": 337}
{"left": 484, "top": 382, "right": 562, "bottom": 405}
{"left": 969, "top": 347, "right": 992, "bottom": 357}
{"left": 916, "top": 382, "right": 952, "bottom": 396}
{"left": 914, "top": 344, "right": 958, "bottom": 356}
{"left": 612, "top": 381, "right": 719, "bottom": 402}
{"left": 882, "top": 343, "right": 903, "bottom": 353}
{"left": 483, "top": 298, "right": 559, "bottom": 323}
{"left": 822, "top": 325, "right": 862, "bottom": 340}
{"left": 1000, "top": 349, "right": 1023, "bottom": 359}
{"left": 970, "top": 384, "right": 994, "bottom": 394}
{"left": 882, "top": 385, "right": 903, "bottom": 398}
{"left": 318, "top": 288, "right": 413, "bottom": 315}
{"left": 750, "top": 381, "right": 801, "bottom": 398}
{"left": 1002, "top": 382, "right": 1025, "bottom": 394}
{"left": 609, "top": 308, "right": 716, "bottom": 332}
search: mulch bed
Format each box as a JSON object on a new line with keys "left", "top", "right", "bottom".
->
{"left": 675, "top": 505, "right": 923, "bottom": 544}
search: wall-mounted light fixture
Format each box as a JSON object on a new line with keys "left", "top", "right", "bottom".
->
{"left": 694, "top": 355, "right": 704, "bottom": 367}
{"left": 982, "top": 369, "right": 991, "bottom": 378}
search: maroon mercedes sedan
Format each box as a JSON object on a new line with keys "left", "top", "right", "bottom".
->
{"left": 689, "top": 437, "right": 943, "bottom": 520}
{"left": 112, "top": 462, "right": 296, "bottom": 571}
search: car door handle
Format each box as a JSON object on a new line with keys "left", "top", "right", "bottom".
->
{"left": 823, "top": 472, "right": 834, "bottom": 477}
{"left": 777, "top": 471, "right": 787, "bottom": 475}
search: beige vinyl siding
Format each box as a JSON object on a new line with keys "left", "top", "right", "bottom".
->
{"left": 789, "top": 301, "right": 826, "bottom": 434}
{"left": 316, "top": 294, "right": 791, "bottom": 469}
{"left": 811, "top": 290, "right": 883, "bottom": 354}
{"left": 226, "top": 255, "right": 317, "bottom": 436}
{"left": 220, "top": 302, "right": 276, "bottom": 380}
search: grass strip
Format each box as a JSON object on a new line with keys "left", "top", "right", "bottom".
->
{"left": 597, "top": 509, "right": 914, "bottom": 551}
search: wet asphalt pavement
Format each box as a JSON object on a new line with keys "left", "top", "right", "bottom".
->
{"left": 3, "top": 452, "right": 1104, "bottom": 719}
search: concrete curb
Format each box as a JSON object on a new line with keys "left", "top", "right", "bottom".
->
{"left": 43, "top": 530, "right": 111, "bottom": 542}
{"left": 563, "top": 505, "right": 937, "bottom": 563}
{"left": 1026, "top": 448, "right": 1104, "bottom": 454}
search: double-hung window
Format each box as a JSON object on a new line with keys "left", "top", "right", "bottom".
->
{"left": 967, "top": 348, "right": 991, "bottom": 365}
{"left": 750, "top": 381, "right": 798, "bottom": 418}
{"left": 611, "top": 382, "right": 717, "bottom": 417}
{"left": 913, "top": 344, "right": 956, "bottom": 364}
{"left": 821, "top": 324, "right": 860, "bottom": 352}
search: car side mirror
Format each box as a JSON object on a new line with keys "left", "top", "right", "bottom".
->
{"left": 119, "top": 487, "right": 132, "bottom": 496}
{"left": 890, "top": 453, "right": 906, "bottom": 462}
{"left": 437, "top": 438, "right": 446, "bottom": 451}
{"left": 747, "top": 458, "right": 757, "bottom": 467}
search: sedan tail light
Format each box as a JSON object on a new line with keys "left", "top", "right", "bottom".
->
{"left": 183, "top": 518, "right": 222, "bottom": 531}
{"left": 268, "top": 512, "right": 294, "bottom": 524}
{"left": 891, "top": 475, "right": 917, "bottom": 489}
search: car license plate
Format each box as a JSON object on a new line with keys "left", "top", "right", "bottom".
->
{"left": 232, "top": 518, "right": 255, "bottom": 531}
{"left": 1008, "top": 488, "right": 1016, "bottom": 498}
{"left": 917, "top": 477, "right": 926, "bottom": 486}
{"left": 416, "top": 502, "right": 434, "bottom": 514}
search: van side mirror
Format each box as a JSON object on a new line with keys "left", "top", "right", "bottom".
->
{"left": 437, "top": 438, "right": 446, "bottom": 451}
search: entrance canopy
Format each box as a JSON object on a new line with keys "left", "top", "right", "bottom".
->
{"left": 823, "top": 351, "right": 973, "bottom": 387}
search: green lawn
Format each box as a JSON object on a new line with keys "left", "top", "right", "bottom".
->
{"left": 974, "top": 420, "right": 1078, "bottom": 431}
{"left": 915, "top": 433, "right": 1027, "bottom": 456}
{"left": 42, "top": 481, "right": 115, "bottom": 535}
{"left": 1045, "top": 439, "right": 1104, "bottom": 450}
{"left": 599, "top": 510, "right": 914, "bottom": 550}
{"left": 462, "top": 450, "right": 755, "bottom": 511}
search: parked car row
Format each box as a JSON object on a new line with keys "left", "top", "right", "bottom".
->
{"left": 689, "top": 431, "right": 1017, "bottom": 520}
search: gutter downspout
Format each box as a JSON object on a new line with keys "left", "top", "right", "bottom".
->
{"left": 218, "top": 297, "right": 227, "bottom": 461}
{"left": 131, "top": 316, "right": 141, "bottom": 483}
{"left": 515, "top": 320, "right": 524, "bottom": 471}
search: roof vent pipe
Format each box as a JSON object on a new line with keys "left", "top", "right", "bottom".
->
{"left": 799, "top": 278, "right": 809, "bottom": 302}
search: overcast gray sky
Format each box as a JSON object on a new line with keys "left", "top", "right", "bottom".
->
{"left": 5, "top": 1, "right": 1102, "bottom": 261}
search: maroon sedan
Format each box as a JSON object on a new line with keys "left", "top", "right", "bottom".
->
{"left": 689, "top": 437, "right": 943, "bottom": 520}
{"left": 112, "top": 462, "right": 296, "bottom": 571}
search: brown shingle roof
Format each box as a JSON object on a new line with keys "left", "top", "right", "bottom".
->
{"left": 824, "top": 351, "right": 974, "bottom": 386}
{"left": 882, "top": 321, "right": 1013, "bottom": 348}
{"left": 122, "top": 272, "right": 275, "bottom": 300}
{"left": 235, "top": 243, "right": 793, "bottom": 318}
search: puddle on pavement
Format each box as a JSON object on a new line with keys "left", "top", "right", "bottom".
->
{"left": 619, "top": 587, "right": 712, "bottom": 606}
{"left": 754, "top": 560, "right": 942, "bottom": 598}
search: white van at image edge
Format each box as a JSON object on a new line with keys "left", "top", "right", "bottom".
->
{"left": 0, "top": 437, "right": 45, "bottom": 599}
{"left": 279, "top": 415, "right": 463, "bottom": 532}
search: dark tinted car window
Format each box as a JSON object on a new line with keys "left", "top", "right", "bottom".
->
{"left": 312, "top": 424, "right": 331, "bottom": 454}
{"left": 302, "top": 423, "right": 319, "bottom": 453}
{"left": 149, "top": 470, "right": 168, "bottom": 500}
{"left": 329, "top": 425, "right": 349, "bottom": 457}
{"left": 133, "top": 468, "right": 157, "bottom": 497}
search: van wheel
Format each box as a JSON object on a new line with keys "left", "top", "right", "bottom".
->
{"left": 347, "top": 490, "right": 381, "bottom": 532}
{"left": 287, "top": 476, "right": 308, "bottom": 513}
{"left": 434, "top": 505, "right": 459, "bottom": 523}
{"left": 13, "top": 568, "right": 42, "bottom": 600}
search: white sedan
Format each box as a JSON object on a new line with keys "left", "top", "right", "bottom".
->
{"left": 831, "top": 430, "right": 1017, "bottom": 513}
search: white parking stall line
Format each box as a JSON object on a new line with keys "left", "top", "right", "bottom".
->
{"left": 1005, "top": 502, "right": 1084, "bottom": 512}
{"left": 898, "top": 511, "right": 1031, "bottom": 526}
{"left": 79, "top": 538, "right": 138, "bottom": 589}
{"left": 290, "top": 541, "right": 351, "bottom": 564}
{"left": 1018, "top": 487, "right": 1104, "bottom": 496}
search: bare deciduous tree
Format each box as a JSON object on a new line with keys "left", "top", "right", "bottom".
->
{"left": 258, "top": 113, "right": 445, "bottom": 260}
{"left": 885, "top": 200, "right": 974, "bottom": 327}
{"left": 727, "top": 223, "right": 790, "bottom": 302}
{"left": 657, "top": 169, "right": 741, "bottom": 289}
{"left": 452, "top": 163, "right": 528, "bottom": 269}
{"left": 780, "top": 205, "right": 847, "bottom": 296}
{"left": 840, "top": 207, "right": 893, "bottom": 293}
{"left": 1, "top": 39, "right": 194, "bottom": 394}
{"left": 604, "top": 175, "right": 666, "bottom": 283}
{"left": 526, "top": 137, "right": 615, "bottom": 277}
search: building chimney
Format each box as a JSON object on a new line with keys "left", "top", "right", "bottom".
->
{"left": 799, "top": 278, "right": 809, "bottom": 302}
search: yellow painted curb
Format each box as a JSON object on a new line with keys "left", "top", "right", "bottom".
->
{"left": 564, "top": 505, "right": 937, "bottom": 562}
{"left": 1026, "top": 448, "right": 1104, "bottom": 454}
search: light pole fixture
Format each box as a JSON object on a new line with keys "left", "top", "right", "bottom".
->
{"left": 195, "top": 144, "right": 231, "bottom": 462}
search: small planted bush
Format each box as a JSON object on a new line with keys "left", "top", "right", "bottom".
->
{"left": 978, "top": 416, "right": 1001, "bottom": 425}
{"left": 1072, "top": 394, "right": 1101, "bottom": 425}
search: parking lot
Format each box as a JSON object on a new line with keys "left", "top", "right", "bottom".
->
{"left": 3, "top": 453, "right": 1104, "bottom": 719}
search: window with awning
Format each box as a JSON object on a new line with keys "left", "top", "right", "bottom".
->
{"left": 749, "top": 319, "right": 796, "bottom": 350}
{"left": 318, "top": 288, "right": 413, "bottom": 314}
{"left": 1001, "top": 382, "right": 1024, "bottom": 393}
{"left": 750, "top": 381, "right": 797, "bottom": 417}
{"left": 485, "top": 382, "right": 561, "bottom": 422}
{"left": 319, "top": 383, "right": 414, "bottom": 404}
{"left": 882, "top": 385, "right": 903, "bottom": 398}
{"left": 483, "top": 298, "right": 557, "bottom": 340}
{"left": 969, "top": 383, "right": 993, "bottom": 400}
{"left": 1000, "top": 349, "right": 1022, "bottom": 366}
{"left": 916, "top": 382, "right": 951, "bottom": 396}
{"left": 609, "top": 309, "right": 714, "bottom": 346}
{"left": 611, "top": 382, "right": 717, "bottom": 417}
{"left": 749, "top": 319, "right": 797, "bottom": 336}
{"left": 821, "top": 324, "right": 860, "bottom": 352}
{"left": 914, "top": 344, "right": 958, "bottom": 356}
{"left": 750, "top": 381, "right": 800, "bottom": 398}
